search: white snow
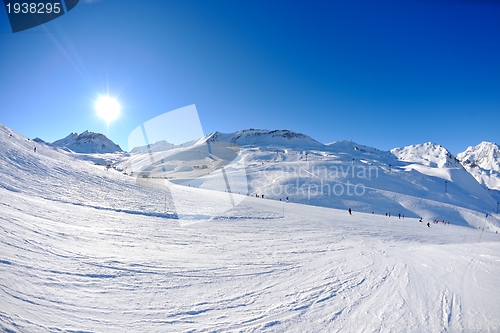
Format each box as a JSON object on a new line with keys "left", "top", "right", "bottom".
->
{"left": 2, "top": 124, "right": 500, "bottom": 332}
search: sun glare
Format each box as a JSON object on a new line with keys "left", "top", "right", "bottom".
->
{"left": 95, "top": 96, "right": 120, "bottom": 124}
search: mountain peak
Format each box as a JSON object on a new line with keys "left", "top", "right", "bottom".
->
{"left": 391, "top": 142, "right": 460, "bottom": 168}
{"left": 52, "top": 131, "right": 123, "bottom": 154}
{"left": 458, "top": 142, "right": 500, "bottom": 170}
{"left": 457, "top": 142, "right": 500, "bottom": 190}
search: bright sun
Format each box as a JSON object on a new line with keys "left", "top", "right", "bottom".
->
{"left": 95, "top": 96, "right": 120, "bottom": 124}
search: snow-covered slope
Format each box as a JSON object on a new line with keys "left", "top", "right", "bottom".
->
{"left": 119, "top": 127, "right": 500, "bottom": 228}
{"left": 1, "top": 123, "right": 500, "bottom": 332}
{"left": 232, "top": 139, "right": 498, "bottom": 228}
{"left": 0, "top": 124, "right": 171, "bottom": 215}
{"left": 457, "top": 141, "right": 500, "bottom": 191}
{"left": 120, "top": 127, "right": 500, "bottom": 228}
{"left": 52, "top": 130, "right": 123, "bottom": 153}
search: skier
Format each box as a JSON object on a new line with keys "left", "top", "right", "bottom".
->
{"left": 427, "top": 222, "right": 431, "bottom": 228}
{"left": 419, "top": 218, "right": 423, "bottom": 222}
{"left": 33, "top": 147, "right": 36, "bottom": 153}
{"left": 398, "top": 213, "right": 401, "bottom": 219}
{"left": 372, "top": 210, "right": 374, "bottom": 214}
{"left": 286, "top": 196, "right": 289, "bottom": 203}
{"left": 348, "top": 208, "right": 352, "bottom": 215}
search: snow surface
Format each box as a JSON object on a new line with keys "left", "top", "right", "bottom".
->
{"left": 2, "top": 124, "right": 500, "bottom": 332}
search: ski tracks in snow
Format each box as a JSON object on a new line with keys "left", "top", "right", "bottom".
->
{"left": 2, "top": 187, "right": 500, "bottom": 332}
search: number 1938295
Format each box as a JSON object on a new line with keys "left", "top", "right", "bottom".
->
{"left": 6, "top": 2, "right": 61, "bottom": 14}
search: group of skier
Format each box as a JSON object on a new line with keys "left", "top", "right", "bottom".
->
{"left": 254, "top": 194, "right": 291, "bottom": 203}
{"left": 422, "top": 218, "right": 450, "bottom": 227}
{"left": 348, "top": 208, "right": 452, "bottom": 228}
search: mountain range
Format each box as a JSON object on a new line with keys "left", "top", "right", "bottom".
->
{"left": 33, "top": 128, "right": 500, "bottom": 196}
{"left": 128, "top": 129, "right": 500, "bottom": 193}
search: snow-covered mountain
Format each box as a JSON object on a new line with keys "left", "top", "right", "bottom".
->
{"left": 52, "top": 130, "right": 123, "bottom": 153}
{"left": 391, "top": 142, "right": 460, "bottom": 168}
{"left": 32, "top": 137, "right": 49, "bottom": 144}
{"left": 197, "top": 129, "right": 324, "bottom": 148}
{"left": 457, "top": 141, "right": 500, "bottom": 191}
{"left": 130, "top": 140, "right": 175, "bottom": 154}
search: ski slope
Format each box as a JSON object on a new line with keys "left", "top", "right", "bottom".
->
{"left": 190, "top": 133, "right": 499, "bottom": 230}
{"left": 1, "top": 124, "right": 500, "bottom": 332}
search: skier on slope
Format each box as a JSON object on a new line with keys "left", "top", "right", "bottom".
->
{"left": 348, "top": 208, "right": 352, "bottom": 215}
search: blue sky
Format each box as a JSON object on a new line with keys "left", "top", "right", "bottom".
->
{"left": 1, "top": 0, "right": 499, "bottom": 153}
